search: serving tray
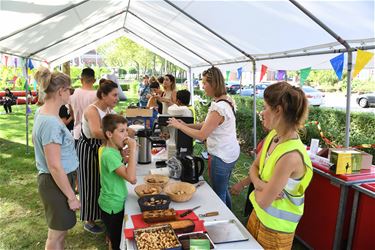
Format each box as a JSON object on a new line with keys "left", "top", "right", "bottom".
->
{"left": 204, "top": 219, "right": 249, "bottom": 244}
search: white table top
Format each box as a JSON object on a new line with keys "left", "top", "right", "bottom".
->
{"left": 120, "top": 152, "right": 262, "bottom": 250}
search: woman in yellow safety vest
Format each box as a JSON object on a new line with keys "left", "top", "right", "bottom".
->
{"left": 248, "top": 81, "right": 313, "bottom": 249}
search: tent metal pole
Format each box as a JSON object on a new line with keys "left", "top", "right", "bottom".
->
{"left": 290, "top": 0, "right": 354, "bottom": 148}
{"left": 29, "top": 10, "right": 128, "bottom": 57}
{"left": 163, "top": 0, "right": 255, "bottom": 62}
{"left": 49, "top": 28, "right": 123, "bottom": 64}
{"left": 124, "top": 28, "right": 189, "bottom": 69}
{"left": 188, "top": 67, "right": 194, "bottom": 106}
{"left": 345, "top": 51, "right": 353, "bottom": 148}
{"left": 252, "top": 61, "right": 257, "bottom": 156}
{"left": 128, "top": 11, "right": 212, "bottom": 65}
{"left": 123, "top": 0, "right": 131, "bottom": 27}
{"left": 24, "top": 58, "right": 30, "bottom": 154}
{"left": 0, "top": 0, "right": 89, "bottom": 41}
{"left": 289, "top": 0, "right": 351, "bottom": 49}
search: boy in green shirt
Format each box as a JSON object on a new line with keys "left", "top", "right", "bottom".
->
{"left": 99, "top": 114, "right": 137, "bottom": 250}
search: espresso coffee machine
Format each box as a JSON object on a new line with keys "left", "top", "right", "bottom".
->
{"left": 157, "top": 114, "right": 194, "bottom": 156}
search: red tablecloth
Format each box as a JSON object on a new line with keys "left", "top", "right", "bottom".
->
{"left": 312, "top": 161, "right": 375, "bottom": 182}
{"left": 124, "top": 210, "right": 206, "bottom": 239}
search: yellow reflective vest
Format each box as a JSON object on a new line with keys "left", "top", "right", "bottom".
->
{"left": 249, "top": 129, "right": 313, "bottom": 233}
{"left": 188, "top": 105, "right": 196, "bottom": 123}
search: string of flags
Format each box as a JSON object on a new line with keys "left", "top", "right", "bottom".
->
{"left": 223, "top": 49, "right": 374, "bottom": 84}
{"left": 306, "top": 121, "right": 375, "bottom": 149}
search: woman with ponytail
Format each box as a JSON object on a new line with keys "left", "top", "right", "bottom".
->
{"left": 76, "top": 78, "right": 118, "bottom": 234}
{"left": 248, "top": 82, "right": 312, "bottom": 249}
{"left": 168, "top": 66, "right": 240, "bottom": 209}
{"left": 33, "top": 67, "right": 80, "bottom": 250}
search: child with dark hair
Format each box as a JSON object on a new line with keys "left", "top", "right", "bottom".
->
{"left": 168, "top": 89, "right": 194, "bottom": 118}
{"left": 99, "top": 114, "right": 137, "bottom": 250}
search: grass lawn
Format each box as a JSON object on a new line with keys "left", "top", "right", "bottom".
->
{"left": 0, "top": 95, "right": 306, "bottom": 249}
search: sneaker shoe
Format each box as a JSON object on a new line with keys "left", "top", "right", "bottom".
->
{"left": 84, "top": 223, "right": 104, "bottom": 234}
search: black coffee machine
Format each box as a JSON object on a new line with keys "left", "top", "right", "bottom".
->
{"left": 157, "top": 115, "right": 205, "bottom": 183}
{"left": 157, "top": 115, "right": 194, "bottom": 155}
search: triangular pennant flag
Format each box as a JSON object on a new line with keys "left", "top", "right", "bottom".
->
{"left": 260, "top": 64, "right": 268, "bottom": 82}
{"left": 300, "top": 67, "right": 311, "bottom": 86}
{"left": 26, "top": 105, "right": 32, "bottom": 115}
{"left": 237, "top": 67, "right": 242, "bottom": 80}
{"left": 27, "top": 59, "right": 34, "bottom": 70}
{"left": 353, "top": 49, "right": 374, "bottom": 78}
{"left": 330, "top": 53, "right": 344, "bottom": 80}
{"left": 226, "top": 70, "right": 230, "bottom": 82}
{"left": 277, "top": 70, "right": 286, "bottom": 81}
{"left": 4, "top": 55, "right": 8, "bottom": 67}
{"left": 27, "top": 59, "right": 34, "bottom": 75}
{"left": 14, "top": 57, "right": 18, "bottom": 68}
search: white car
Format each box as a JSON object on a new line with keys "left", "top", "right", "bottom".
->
{"left": 302, "top": 86, "right": 325, "bottom": 107}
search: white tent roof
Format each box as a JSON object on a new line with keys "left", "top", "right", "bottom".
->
{"left": 0, "top": 0, "right": 374, "bottom": 71}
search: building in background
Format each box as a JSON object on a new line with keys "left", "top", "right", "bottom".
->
{"left": 71, "top": 50, "right": 104, "bottom": 67}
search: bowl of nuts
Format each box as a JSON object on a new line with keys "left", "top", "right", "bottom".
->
{"left": 164, "top": 182, "right": 196, "bottom": 202}
{"left": 138, "top": 194, "right": 171, "bottom": 212}
{"left": 134, "top": 224, "right": 181, "bottom": 250}
{"left": 134, "top": 184, "right": 162, "bottom": 197}
{"left": 144, "top": 174, "right": 169, "bottom": 188}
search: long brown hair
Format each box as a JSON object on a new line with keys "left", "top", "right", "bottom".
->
{"left": 202, "top": 66, "right": 226, "bottom": 97}
{"left": 263, "top": 81, "right": 308, "bottom": 129}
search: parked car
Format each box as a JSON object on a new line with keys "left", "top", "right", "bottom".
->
{"left": 302, "top": 86, "right": 325, "bottom": 107}
{"left": 226, "top": 81, "right": 241, "bottom": 94}
{"left": 356, "top": 92, "right": 375, "bottom": 108}
{"left": 236, "top": 83, "right": 271, "bottom": 97}
{"left": 193, "top": 79, "right": 200, "bottom": 89}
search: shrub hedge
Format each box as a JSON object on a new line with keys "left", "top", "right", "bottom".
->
{"left": 193, "top": 91, "right": 375, "bottom": 163}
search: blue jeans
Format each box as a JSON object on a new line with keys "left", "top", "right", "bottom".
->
{"left": 209, "top": 155, "right": 237, "bottom": 209}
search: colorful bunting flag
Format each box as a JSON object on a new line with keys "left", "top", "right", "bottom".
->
{"left": 27, "top": 59, "right": 34, "bottom": 75}
{"left": 260, "top": 64, "right": 268, "bottom": 82}
{"left": 277, "top": 70, "right": 286, "bottom": 81}
{"left": 4, "top": 55, "right": 8, "bottom": 67}
{"left": 225, "top": 70, "right": 230, "bottom": 82}
{"left": 353, "top": 49, "right": 374, "bottom": 78}
{"left": 33, "top": 79, "right": 37, "bottom": 91}
{"left": 300, "top": 67, "right": 311, "bottom": 86}
{"left": 26, "top": 105, "right": 32, "bottom": 115}
{"left": 237, "top": 67, "right": 242, "bottom": 80}
{"left": 330, "top": 53, "right": 344, "bottom": 80}
{"left": 14, "top": 57, "right": 18, "bottom": 68}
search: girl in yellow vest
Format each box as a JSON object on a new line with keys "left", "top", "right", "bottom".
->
{"left": 248, "top": 81, "right": 313, "bottom": 249}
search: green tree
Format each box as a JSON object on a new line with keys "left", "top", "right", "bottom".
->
{"left": 97, "top": 37, "right": 185, "bottom": 80}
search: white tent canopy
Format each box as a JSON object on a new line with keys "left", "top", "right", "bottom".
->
{"left": 1, "top": 0, "right": 374, "bottom": 70}
{"left": 1, "top": 0, "right": 374, "bottom": 148}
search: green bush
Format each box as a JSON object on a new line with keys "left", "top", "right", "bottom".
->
{"left": 193, "top": 95, "right": 375, "bottom": 163}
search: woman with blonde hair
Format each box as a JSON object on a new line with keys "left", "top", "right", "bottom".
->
{"left": 33, "top": 67, "right": 80, "bottom": 250}
{"left": 168, "top": 66, "right": 240, "bottom": 208}
{"left": 248, "top": 81, "right": 313, "bottom": 249}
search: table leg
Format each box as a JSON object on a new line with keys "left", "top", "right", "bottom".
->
{"left": 333, "top": 185, "right": 348, "bottom": 250}
{"left": 346, "top": 190, "right": 359, "bottom": 250}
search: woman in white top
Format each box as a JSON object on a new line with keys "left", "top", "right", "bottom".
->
{"left": 76, "top": 79, "right": 118, "bottom": 234}
{"left": 168, "top": 66, "right": 240, "bottom": 208}
{"left": 158, "top": 74, "right": 177, "bottom": 114}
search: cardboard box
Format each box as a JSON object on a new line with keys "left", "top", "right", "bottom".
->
{"left": 328, "top": 148, "right": 373, "bottom": 174}
{"left": 125, "top": 108, "right": 153, "bottom": 118}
